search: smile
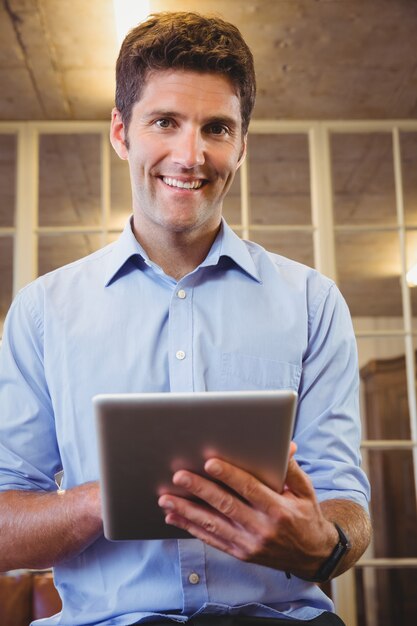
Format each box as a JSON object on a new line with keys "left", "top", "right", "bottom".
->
{"left": 162, "top": 177, "right": 205, "bottom": 190}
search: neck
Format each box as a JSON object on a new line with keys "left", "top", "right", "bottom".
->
{"left": 132, "top": 219, "right": 221, "bottom": 281}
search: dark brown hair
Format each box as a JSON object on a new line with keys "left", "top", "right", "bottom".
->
{"left": 115, "top": 12, "right": 256, "bottom": 135}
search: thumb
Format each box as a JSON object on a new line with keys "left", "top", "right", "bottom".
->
{"left": 284, "top": 448, "right": 315, "bottom": 498}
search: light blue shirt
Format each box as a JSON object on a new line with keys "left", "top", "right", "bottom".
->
{"left": 0, "top": 218, "right": 370, "bottom": 626}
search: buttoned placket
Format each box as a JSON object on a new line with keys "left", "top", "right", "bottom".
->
{"left": 167, "top": 278, "right": 210, "bottom": 611}
{"left": 168, "top": 280, "right": 195, "bottom": 392}
{"left": 178, "top": 538, "right": 209, "bottom": 612}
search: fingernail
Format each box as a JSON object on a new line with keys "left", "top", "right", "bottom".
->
{"left": 174, "top": 473, "right": 191, "bottom": 488}
{"left": 159, "top": 497, "right": 174, "bottom": 509}
{"left": 206, "top": 460, "right": 222, "bottom": 476}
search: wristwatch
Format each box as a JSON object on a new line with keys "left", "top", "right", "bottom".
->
{"left": 308, "top": 523, "right": 351, "bottom": 583}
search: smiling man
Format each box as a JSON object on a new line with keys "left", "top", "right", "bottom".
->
{"left": 0, "top": 12, "right": 370, "bottom": 626}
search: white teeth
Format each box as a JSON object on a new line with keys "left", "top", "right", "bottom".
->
{"left": 162, "top": 177, "right": 203, "bottom": 190}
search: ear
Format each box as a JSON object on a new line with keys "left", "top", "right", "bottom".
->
{"left": 236, "top": 134, "right": 248, "bottom": 170}
{"left": 110, "top": 107, "right": 129, "bottom": 160}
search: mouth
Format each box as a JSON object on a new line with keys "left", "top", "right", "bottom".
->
{"left": 161, "top": 176, "right": 207, "bottom": 190}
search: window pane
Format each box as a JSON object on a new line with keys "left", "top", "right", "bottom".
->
{"left": 335, "top": 231, "right": 402, "bottom": 316}
{"left": 359, "top": 335, "right": 415, "bottom": 442}
{"left": 38, "top": 234, "right": 103, "bottom": 276}
{"left": 401, "top": 132, "right": 417, "bottom": 226}
{"left": 39, "top": 135, "right": 101, "bottom": 227}
{"left": 249, "top": 134, "right": 311, "bottom": 226}
{"left": 356, "top": 323, "right": 405, "bottom": 360}
{"left": 0, "top": 236, "right": 13, "bottom": 336}
{"left": 331, "top": 133, "right": 396, "bottom": 225}
{"left": 366, "top": 448, "right": 417, "bottom": 556}
{"left": 222, "top": 169, "right": 241, "bottom": 226}
{"left": 0, "top": 134, "right": 17, "bottom": 228}
{"left": 249, "top": 230, "right": 314, "bottom": 267}
{"left": 355, "top": 565, "right": 417, "bottom": 626}
{"left": 231, "top": 227, "right": 243, "bottom": 240}
{"left": 110, "top": 147, "right": 131, "bottom": 231}
{"left": 356, "top": 327, "right": 405, "bottom": 367}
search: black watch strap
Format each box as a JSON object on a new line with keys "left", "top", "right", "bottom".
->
{"left": 309, "top": 523, "right": 351, "bottom": 583}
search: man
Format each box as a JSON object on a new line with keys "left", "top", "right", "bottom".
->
{"left": 0, "top": 12, "right": 371, "bottom": 626}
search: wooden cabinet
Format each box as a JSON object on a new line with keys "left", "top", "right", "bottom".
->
{"left": 359, "top": 352, "right": 417, "bottom": 625}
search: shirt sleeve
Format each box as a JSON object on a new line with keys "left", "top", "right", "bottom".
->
{"left": 0, "top": 286, "right": 61, "bottom": 492}
{"left": 294, "top": 281, "right": 370, "bottom": 510}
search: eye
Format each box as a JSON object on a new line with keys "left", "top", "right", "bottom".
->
{"left": 207, "top": 123, "right": 229, "bottom": 136}
{"left": 155, "top": 118, "right": 173, "bottom": 129}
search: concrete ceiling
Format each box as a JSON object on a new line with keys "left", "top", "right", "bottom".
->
{"left": 1, "top": 0, "right": 417, "bottom": 121}
{"left": 0, "top": 0, "right": 417, "bottom": 319}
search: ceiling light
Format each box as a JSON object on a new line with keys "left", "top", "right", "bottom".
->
{"left": 113, "top": 0, "right": 151, "bottom": 45}
{"left": 406, "top": 263, "right": 417, "bottom": 287}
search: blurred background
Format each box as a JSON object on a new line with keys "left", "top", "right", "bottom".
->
{"left": 0, "top": 1, "right": 416, "bottom": 625}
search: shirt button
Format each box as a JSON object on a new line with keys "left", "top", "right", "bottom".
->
{"left": 188, "top": 572, "right": 200, "bottom": 584}
{"left": 176, "top": 350, "right": 186, "bottom": 360}
{"left": 177, "top": 289, "right": 186, "bottom": 299}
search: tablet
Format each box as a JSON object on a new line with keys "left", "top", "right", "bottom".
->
{"left": 93, "top": 390, "right": 297, "bottom": 540}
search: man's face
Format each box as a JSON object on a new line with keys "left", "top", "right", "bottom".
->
{"left": 111, "top": 69, "right": 246, "bottom": 239}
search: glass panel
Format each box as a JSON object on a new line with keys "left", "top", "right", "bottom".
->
{"left": 39, "top": 135, "right": 101, "bottom": 227}
{"left": 367, "top": 448, "right": 417, "bottom": 556}
{"left": 110, "top": 147, "right": 131, "bottom": 231}
{"left": 0, "top": 134, "right": 17, "bottom": 228}
{"left": 359, "top": 335, "right": 414, "bottom": 443}
{"left": 356, "top": 330, "right": 405, "bottom": 370}
{"left": 331, "top": 133, "right": 396, "bottom": 225}
{"left": 335, "top": 231, "right": 402, "bottom": 316}
{"left": 222, "top": 169, "right": 241, "bottom": 226}
{"left": 249, "top": 230, "right": 314, "bottom": 267}
{"left": 248, "top": 134, "right": 311, "bottom": 226}
{"left": 355, "top": 566, "right": 417, "bottom": 626}
{"left": 38, "top": 234, "right": 103, "bottom": 276}
{"left": 106, "top": 232, "right": 120, "bottom": 246}
{"left": 0, "top": 236, "right": 13, "bottom": 337}
{"left": 400, "top": 132, "right": 417, "bottom": 226}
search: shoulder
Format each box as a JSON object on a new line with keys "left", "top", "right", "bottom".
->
{"left": 20, "top": 242, "right": 115, "bottom": 297}
{"left": 241, "top": 239, "right": 352, "bottom": 332}
{"left": 9, "top": 242, "right": 116, "bottom": 328}
{"left": 244, "top": 239, "right": 337, "bottom": 303}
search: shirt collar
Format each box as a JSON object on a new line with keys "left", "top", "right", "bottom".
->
{"left": 104, "top": 217, "right": 261, "bottom": 286}
{"left": 202, "top": 219, "right": 261, "bottom": 283}
{"left": 104, "top": 218, "right": 148, "bottom": 286}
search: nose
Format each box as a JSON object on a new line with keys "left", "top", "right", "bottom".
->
{"left": 172, "top": 127, "right": 205, "bottom": 169}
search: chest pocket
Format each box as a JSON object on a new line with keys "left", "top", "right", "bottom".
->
{"left": 221, "top": 352, "right": 301, "bottom": 391}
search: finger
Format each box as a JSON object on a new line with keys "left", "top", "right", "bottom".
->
{"left": 167, "top": 469, "right": 279, "bottom": 540}
{"left": 283, "top": 455, "right": 316, "bottom": 498}
{"left": 161, "top": 506, "right": 248, "bottom": 561}
{"left": 204, "top": 452, "right": 315, "bottom": 509}
{"left": 168, "top": 469, "right": 256, "bottom": 529}
{"left": 203, "top": 440, "right": 298, "bottom": 504}
{"left": 158, "top": 492, "right": 241, "bottom": 543}
{"left": 203, "top": 458, "right": 281, "bottom": 514}
{"left": 158, "top": 490, "right": 256, "bottom": 559}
